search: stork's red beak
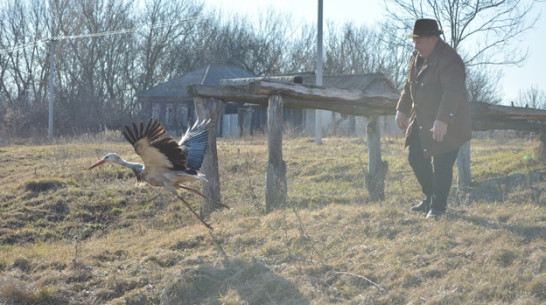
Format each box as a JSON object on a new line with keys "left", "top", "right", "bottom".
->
{"left": 87, "top": 159, "right": 106, "bottom": 170}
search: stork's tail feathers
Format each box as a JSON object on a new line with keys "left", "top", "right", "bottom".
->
{"left": 197, "top": 173, "right": 208, "bottom": 183}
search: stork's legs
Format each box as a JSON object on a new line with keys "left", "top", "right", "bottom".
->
{"left": 167, "top": 184, "right": 229, "bottom": 230}
{"left": 178, "top": 185, "right": 230, "bottom": 209}
{"left": 174, "top": 193, "right": 213, "bottom": 230}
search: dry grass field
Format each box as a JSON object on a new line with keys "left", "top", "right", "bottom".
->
{"left": 0, "top": 131, "right": 545, "bottom": 305}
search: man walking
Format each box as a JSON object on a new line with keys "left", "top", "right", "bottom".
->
{"left": 395, "top": 19, "right": 472, "bottom": 219}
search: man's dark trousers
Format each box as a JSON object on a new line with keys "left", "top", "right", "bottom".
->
{"left": 407, "top": 129, "right": 459, "bottom": 211}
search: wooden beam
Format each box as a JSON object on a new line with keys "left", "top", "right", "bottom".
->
{"left": 187, "top": 84, "right": 268, "bottom": 105}
{"left": 281, "top": 97, "right": 379, "bottom": 116}
{"left": 471, "top": 120, "right": 546, "bottom": 132}
{"left": 188, "top": 81, "right": 546, "bottom": 132}
{"left": 251, "top": 80, "right": 399, "bottom": 111}
{"left": 366, "top": 115, "right": 387, "bottom": 201}
{"left": 219, "top": 75, "right": 303, "bottom": 86}
{"left": 188, "top": 82, "right": 395, "bottom": 116}
{"left": 539, "top": 133, "right": 546, "bottom": 164}
{"left": 194, "top": 97, "right": 223, "bottom": 217}
{"left": 472, "top": 102, "right": 546, "bottom": 122}
{"left": 265, "top": 95, "right": 287, "bottom": 212}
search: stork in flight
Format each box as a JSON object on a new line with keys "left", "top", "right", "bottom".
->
{"left": 87, "top": 119, "right": 226, "bottom": 229}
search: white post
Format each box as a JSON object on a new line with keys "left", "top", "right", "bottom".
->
{"left": 457, "top": 141, "right": 472, "bottom": 187}
{"left": 315, "top": 0, "right": 323, "bottom": 144}
{"left": 48, "top": 25, "right": 55, "bottom": 139}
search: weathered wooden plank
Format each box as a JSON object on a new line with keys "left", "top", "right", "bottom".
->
{"left": 188, "top": 81, "right": 546, "bottom": 132}
{"left": 188, "top": 84, "right": 268, "bottom": 106}
{"left": 252, "top": 81, "right": 546, "bottom": 127}
{"left": 366, "top": 115, "right": 387, "bottom": 201}
{"left": 251, "top": 80, "right": 400, "bottom": 109}
{"left": 188, "top": 83, "right": 394, "bottom": 116}
{"left": 471, "top": 120, "right": 546, "bottom": 132}
{"left": 470, "top": 103, "right": 546, "bottom": 131}
{"left": 220, "top": 75, "right": 303, "bottom": 86}
{"left": 265, "top": 95, "right": 287, "bottom": 212}
{"left": 539, "top": 133, "right": 546, "bottom": 165}
{"left": 472, "top": 102, "right": 546, "bottom": 122}
{"left": 281, "top": 98, "right": 380, "bottom": 115}
{"left": 194, "top": 97, "right": 223, "bottom": 217}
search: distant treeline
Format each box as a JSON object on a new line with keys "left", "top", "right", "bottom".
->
{"left": 0, "top": 0, "right": 541, "bottom": 138}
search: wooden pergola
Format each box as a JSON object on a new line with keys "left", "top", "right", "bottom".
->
{"left": 188, "top": 76, "right": 546, "bottom": 214}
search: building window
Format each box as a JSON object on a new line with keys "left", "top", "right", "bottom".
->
{"left": 178, "top": 104, "right": 189, "bottom": 130}
{"left": 151, "top": 103, "right": 160, "bottom": 120}
{"left": 166, "top": 103, "right": 175, "bottom": 125}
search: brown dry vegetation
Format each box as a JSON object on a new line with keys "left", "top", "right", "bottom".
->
{"left": 0, "top": 132, "right": 545, "bottom": 305}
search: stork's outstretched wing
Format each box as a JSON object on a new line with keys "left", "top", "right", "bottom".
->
{"left": 122, "top": 119, "right": 189, "bottom": 171}
{"left": 179, "top": 119, "right": 210, "bottom": 172}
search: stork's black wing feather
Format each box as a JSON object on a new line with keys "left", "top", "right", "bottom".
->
{"left": 121, "top": 119, "right": 189, "bottom": 171}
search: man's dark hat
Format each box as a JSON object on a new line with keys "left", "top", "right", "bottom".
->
{"left": 407, "top": 19, "right": 443, "bottom": 38}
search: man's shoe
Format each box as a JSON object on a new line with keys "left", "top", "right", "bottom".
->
{"left": 410, "top": 200, "right": 430, "bottom": 213}
{"left": 426, "top": 209, "right": 445, "bottom": 219}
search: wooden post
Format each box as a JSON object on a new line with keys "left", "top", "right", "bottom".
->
{"left": 266, "top": 95, "right": 287, "bottom": 212}
{"left": 457, "top": 141, "right": 472, "bottom": 187}
{"left": 194, "top": 97, "right": 222, "bottom": 218}
{"left": 365, "top": 115, "right": 387, "bottom": 201}
{"left": 538, "top": 132, "right": 546, "bottom": 164}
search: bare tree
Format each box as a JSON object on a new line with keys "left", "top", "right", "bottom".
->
{"left": 51, "top": 0, "right": 138, "bottom": 130}
{"left": 0, "top": 0, "right": 228, "bottom": 137}
{"left": 178, "top": 8, "right": 293, "bottom": 77}
{"left": 466, "top": 68, "right": 502, "bottom": 105}
{"left": 515, "top": 86, "right": 546, "bottom": 109}
{"left": 384, "top": 0, "right": 540, "bottom": 67}
{"left": 283, "top": 23, "right": 316, "bottom": 73}
{"left": 0, "top": 0, "right": 49, "bottom": 137}
{"left": 134, "top": 0, "right": 203, "bottom": 90}
{"left": 324, "top": 22, "right": 382, "bottom": 74}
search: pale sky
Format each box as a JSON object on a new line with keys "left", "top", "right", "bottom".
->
{"left": 204, "top": 0, "right": 546, "bottom": 105}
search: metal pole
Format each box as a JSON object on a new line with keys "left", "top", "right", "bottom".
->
{"left": 47, "top": 16, "right": 55, "bottom": 139}
{"left": 315, "top": 0, "right": 323, "bottom": 144}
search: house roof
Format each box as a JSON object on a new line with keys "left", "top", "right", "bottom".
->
{"left": 138, "top": 64, "right": 254, "bottom": 100}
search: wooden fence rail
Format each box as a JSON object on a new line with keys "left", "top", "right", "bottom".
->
{"left": 189, "top": 80, "right": 546, "bottom": 131}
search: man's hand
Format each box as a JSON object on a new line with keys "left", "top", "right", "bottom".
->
{"left": 395, "top": 111, "right": 409, "bottom": 131}
{"left": 430, "top": 120, "right": 447, "bottom": 142}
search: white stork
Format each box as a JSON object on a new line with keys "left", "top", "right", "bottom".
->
{"left": 87, "top": 119, "right": 226, "bottom": 229}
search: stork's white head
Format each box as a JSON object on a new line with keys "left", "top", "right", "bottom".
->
{"left": 87, "top": 153, "right": 123, "bottom": 170}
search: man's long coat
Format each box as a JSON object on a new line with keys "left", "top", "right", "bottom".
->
{"left": 397, "top": 39, "right": 472, "bottom": 158}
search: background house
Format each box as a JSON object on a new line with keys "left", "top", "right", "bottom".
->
{"left": 138, "top": 64, "right": 399, "bottom": 138}
{"left": 137, "top": 64, "right": 255, "bottom": 136}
